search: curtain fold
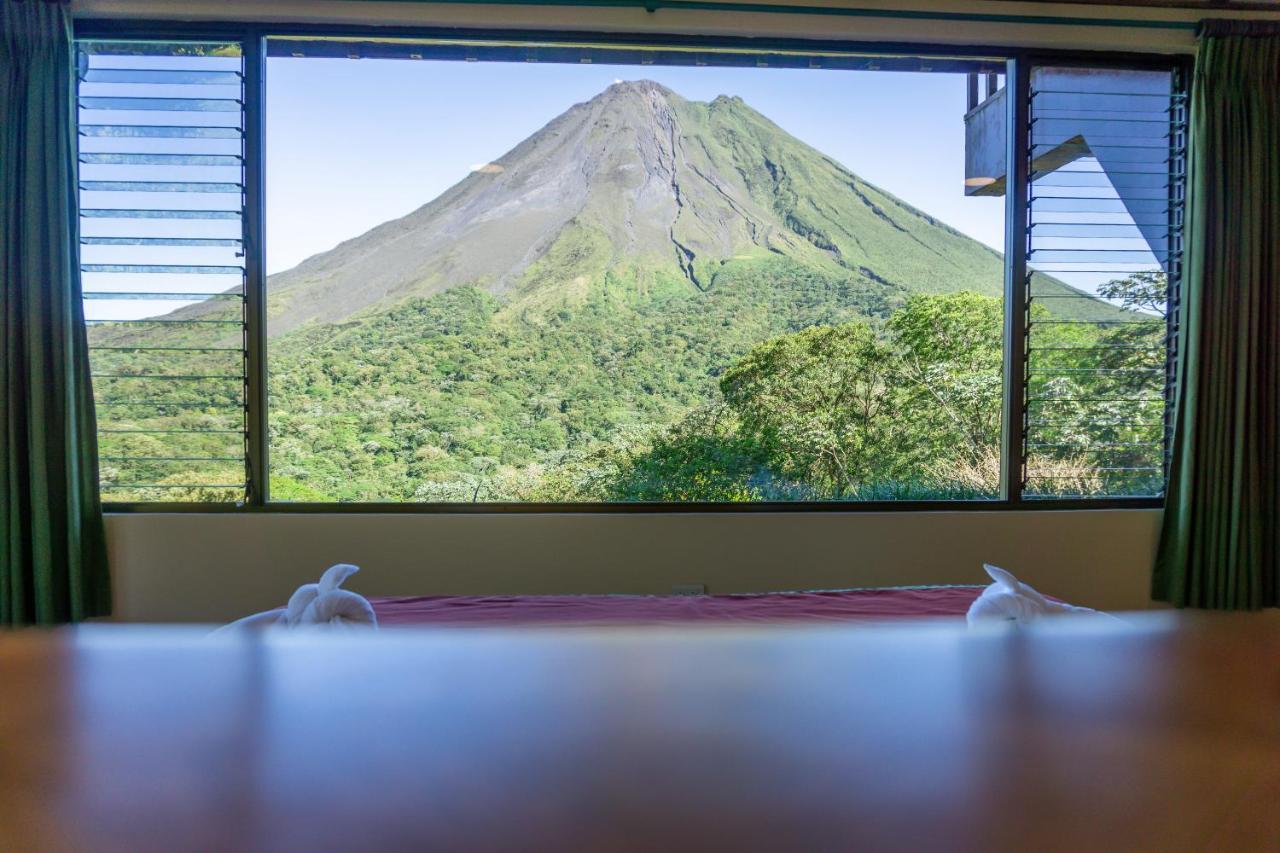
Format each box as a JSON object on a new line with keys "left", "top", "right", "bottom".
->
{"left": 1, "top": 0, "right": 112, "bottom": 624}
{"left": 1153, "top": 20, "right": 1280, "bottom": 609}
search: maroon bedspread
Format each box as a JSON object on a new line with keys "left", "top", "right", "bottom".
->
{"left": 370, "top": 586, "right": 984, "bottom": 627}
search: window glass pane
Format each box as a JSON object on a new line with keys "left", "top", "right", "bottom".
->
{"left": 265, "top": 43, "right": 1012, "bottom": 503}
{"left": 1023, "top": 66, "right": 1183, "bottom": 499}
{"left": 77, "top": 40, "right": 249, "bottom": 503}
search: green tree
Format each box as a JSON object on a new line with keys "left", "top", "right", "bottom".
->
{"left": 605, "top": 405, "right": 766, "bottom": 501}
{"left": 886, "top": 292, "right": 1003, "bottom": 471}
{"left": 720, "top": 321, "right": 895, "bottom": 498}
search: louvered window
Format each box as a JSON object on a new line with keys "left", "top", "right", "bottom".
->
{"left": 76, "top": 40, "right": 249, "bottom": 503}
{"left": 1020, "top": 65, "right": 1186, "bottom": 499}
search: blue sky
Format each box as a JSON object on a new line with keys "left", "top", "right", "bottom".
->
{"left": 265, "top": 58, "right": 1007, "bottom": 275}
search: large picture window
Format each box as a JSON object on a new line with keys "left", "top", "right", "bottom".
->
{"left": 264, "top": 41, "right": 1010, "bottom": 503}
{"left": 75, "top": 32, "right": 1186, "bottom": 508}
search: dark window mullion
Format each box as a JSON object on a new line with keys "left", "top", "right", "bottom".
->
{"left": 1002, "top": 56, "right": 1032, "bottom": 503}
{"left": 243, "top": 32, "right": 269, "bottom": 506}
{"left": 1163, "top": 65, "right": 1188, "bottom": 483}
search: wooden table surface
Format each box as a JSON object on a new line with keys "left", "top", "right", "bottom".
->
{"left": 1, "top": 615, "right": 1278, "bottom": 853}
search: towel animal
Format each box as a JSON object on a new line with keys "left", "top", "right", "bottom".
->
{"left": 215, "top": 563, "right": 377, "bottom": 633}
{"left": 966, "top": 564, "right": 1113, "bottom": 627}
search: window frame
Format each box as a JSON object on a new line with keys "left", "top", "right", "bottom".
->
{"left": 75, "top": 18, "right": 1190, "bottom": 514}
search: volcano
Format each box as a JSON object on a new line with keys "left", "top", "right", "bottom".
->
{"left": 260, "top": 80, "right": 1038, "bottom": 335}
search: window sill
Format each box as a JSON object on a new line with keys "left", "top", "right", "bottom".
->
{"left": 103, "top": 498, "right": 1164, "bottom": 514}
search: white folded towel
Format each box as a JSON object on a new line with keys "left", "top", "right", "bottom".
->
{"left": 215, "top": 563, "right": 377, "bottom": 633}
{"left": 966, "top": 563, "right": 1110, "bottom": 627}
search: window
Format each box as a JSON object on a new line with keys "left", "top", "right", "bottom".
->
{"left": 77, "top": 40, "right": 249, "bottom": 503}
{"left": 264, "top": 40, "right": 1009, "bottom": 503}
{"left": 1021, "top": 66, "right": 1184, "bottom": 498}
{"left": 75, "top": 32, "right": 1186, "bottom": 508}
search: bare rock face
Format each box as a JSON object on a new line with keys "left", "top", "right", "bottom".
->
{"left": 259, "top": 80, "right": 1009, "bottom": 335}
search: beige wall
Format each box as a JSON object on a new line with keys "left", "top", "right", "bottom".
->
{"left": 107, "top": 509, "right": 1162, "bottom": 622}
{"left": 73, "top": 0, "right": 1222, "bottom": 53}
{"left": 64, "top": 0, "right": 1280, "bottom": 53}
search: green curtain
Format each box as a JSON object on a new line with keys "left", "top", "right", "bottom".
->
{"left": 1153, "top": 21, "right": 1280, "bottom": 609}
{"left": 1, "top": 0, "right": 112, "bottom": 624}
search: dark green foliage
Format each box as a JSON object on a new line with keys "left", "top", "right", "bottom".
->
{"left": 264, "top": 285, "right": 1015, "bottom": 502}
{"left": 91, "top": 262, "right": 1166, "bottom": 502}
{"left": 1023, "top": 272, "right": 1168, "bottom": 497}
{"left": 591, "top": 406, "right": 769, "bottom": 502}
{"left": 720, "top": 322, "right": 895, "bottom": 498}
{"left": 264, "top": 257, "right": 907, "bottom": 501}
{"left": 605, "top": 292, "right": 1006, "bottom": 502}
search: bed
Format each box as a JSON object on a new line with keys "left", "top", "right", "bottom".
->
{"left": 368, "top": 585, "right": 985, "bottom": 627}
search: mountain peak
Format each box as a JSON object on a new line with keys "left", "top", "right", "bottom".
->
{"left": 598, "top": 78, "right": 678, "bottom": 99}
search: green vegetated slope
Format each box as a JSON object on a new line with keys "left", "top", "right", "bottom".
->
{"left": 92, "top": 81, "right": 1147, "bottom": 502}
{"left": 268, "top": 258, "right": 911, "bottom": 500}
